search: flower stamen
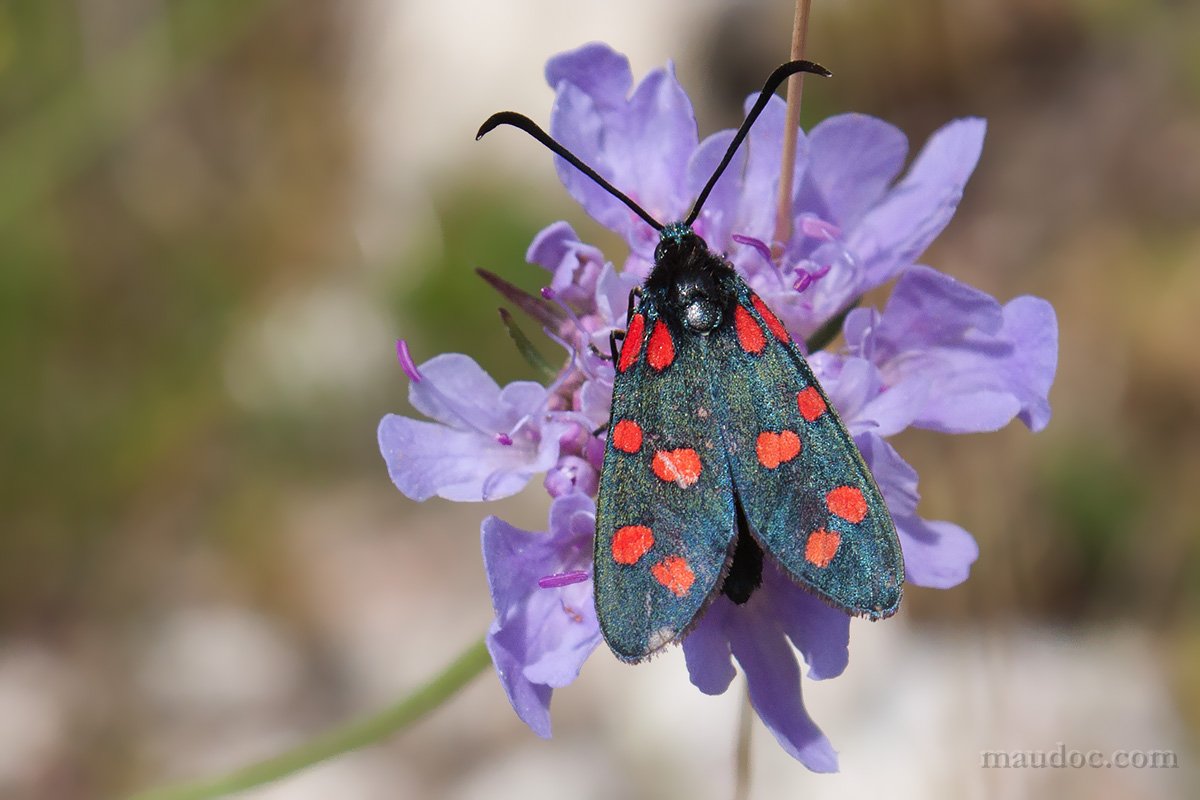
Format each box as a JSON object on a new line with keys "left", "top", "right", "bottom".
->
{"left": 395, "top": 339, "right": 423, "bottom": 382}
{"left": 538, "top": 570, "right": 590, "bottom": 589}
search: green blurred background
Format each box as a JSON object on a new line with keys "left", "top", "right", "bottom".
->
{"left": 1, "top": 1, "right": 1197, "bottom": 798}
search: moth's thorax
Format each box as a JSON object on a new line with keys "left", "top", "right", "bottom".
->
{"left": 647, "top": 226, "right": 736, "bottom": 334}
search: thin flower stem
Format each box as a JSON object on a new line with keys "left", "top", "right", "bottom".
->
{"left": 127, "top": 636, "right": 492, "bottom": 800}
{"left": 733, "top": 682, "right": 754, "bottom": 800}
{"left": 772, "top": 0, "right": 813, "bottom": 256}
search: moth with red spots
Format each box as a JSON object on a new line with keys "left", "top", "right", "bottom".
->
{"left": 478, "top": 60, "right": 903, "bottom": 662}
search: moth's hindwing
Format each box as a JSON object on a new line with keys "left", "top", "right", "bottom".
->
{"left": 594, "top": 297, "right": 736, "bottom": 662}
{"left": 709, "top": 278, "right": 904, "bottom": 618}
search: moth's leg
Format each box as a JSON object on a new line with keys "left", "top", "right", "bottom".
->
{"left": 608, "top": 330, "right": 624, "bottom": 363}
{"left": 624, "top": 286, "right": 643, "bottom": 322}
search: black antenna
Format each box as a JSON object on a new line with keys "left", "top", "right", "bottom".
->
{"left": 477, "top": 59, "right": 831, "bottom": 235}
{"left": 684, "top": 60, "right": 831, "bottom": 226}
{"left": 477, "top": 111, "right": 664, "bottom": 232}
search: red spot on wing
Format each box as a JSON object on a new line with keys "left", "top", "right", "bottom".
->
{"left": 797, "top": 386, "right": 827, "bottom": 422}
{"left": 734, "top": 305, "right": 766, "bottom": 354}
{"left": 751, "top": 295, "right": 789, "bottom": 342}
{"left": 611, "top": 419, "right": 643, "bottom": 453}
{"left": 805, "top": 528, "right": 841, "bottom": 567}
{"left": 651, "top": 448, "right": 702, "bottom": 488}
{"left": 826, "top": 486, "right": 868, "bottom": 523}
{"left": 755, "top": 430, "right": 801, "bottom": 469}
{"left": 617, "top": 313, "right": 645, "bottom": 373}
{"left": 612, "top": 525, "right": 654, "bottom": 565}
{"left": 651, "top": 556, "right": 695, "bottom": 596}
{"left": 646, "top": 320, "right": 675, "bottom": 371}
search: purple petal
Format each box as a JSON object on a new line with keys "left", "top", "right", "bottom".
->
{"left": 856, "top": 432, "right": 920, "bottom": 518}
{"left": 738, "top": 95, "right": 798, "bottom": 243}
{"left": 848, "top": 118, "right": 986, "bottom": 287}
{"left": 481, "top": 495, "right": 603, "bottom": 736}
{"left": 818, "top": 355, "right": 925, "bottom": 438}
{"left": 687, "top": 130, "right": 739, "bottom": 246}
{"left": 897, "top": 515, "right": 979, "bottom": 589}
{"left": 405, "top": 353, "right": 532, "bottom": 431}
{"left": 378, "top": 416, "right": 561, "bottom": 501}
{"left": 728, "top": 610, "right": 838, "bottom": 772}
{"left": 764, "top": 567, "right": 850, "bottom": 681}
{"left": 544, "top": 454, "right": 599, "bottom": 498}
{"left": 593, "top": 262, "right": 641, "bottom": 330}
{"left": 378, "top": 352, "right": 572, "bottom": 501}
{"left": 805, "top": 113, "right": 908, "bottom": 228}
{"left": 848, "top": 265, "right": 1002, "bottom": 364}
{"left": 858, "top": 267, "right": 1057, "bottom": 434}
{"left": 526, "top": 221, "right": 607, "bottom": 303}
{"left": 547, "top": 47, "right": 696, "bottom": 247}
{"left": 521, "top": 579, "right": 600, "bottom": 686}
{"left": 545, "top": 42, "right": 632, "bottom": 112}
{"left": 681, "top": 600, "right": 737, "bottom": 695}
{"left": 525, "top": 223, "right": 575, "bottom": 271}
{"left": 485, "top": 623, "right": 554, "bottom": 738}
{"left": 1001, "top": 296, "right": 1058, "bottom": 432}
{"left": 622, "top": 63, "right": 697, "bottom": 223}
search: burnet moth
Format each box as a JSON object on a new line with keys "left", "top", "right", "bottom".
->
{"left": 478, "top": 60, "right": 903, "bottom": 663}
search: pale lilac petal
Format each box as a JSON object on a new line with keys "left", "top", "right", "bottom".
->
{"left": 544, "top": 454, "right": 599, "bottom": 498}
{"left": 817, "top": 355, "right": 925, "bottom": 438}
{"left": 897, "top": 515, "right": 979, "bottom": 589}
{"left": 682, "top": 600, "right": 737, "bottom": 695}
{"left": 545, "top": 42, "right": 632, "bottom": 113}
{"left": 848, "top": 118, "right": 986, "bottom": 287}
{"left": 406, "top": 353, "right": 552, "bottom": 439}
{"left": 805, "top": 113, "right": 908, "bottom": 228}
{"left": 856, "top": 432, "right": 920, "bottom": 518}
{"left": 522, "top": 578, "right": 600, "bottom": 686}
{"left": 1001, "top": 296, "right": 1058, "bottom": 432}
{"left": 379, "top": 351, "right": 572, "bottom": 501}
{"left": 379, "top": 415, "right": 563, "bottom": 502}
{"left": 551, "top": 82, "right": 631, "bottom": 235}
{"left": 728, "top": 612, "right": 838, "bottom": 772}
{"left": 622, "top": 64, "right": 696, "bottom": 222}
{"left": 686, "top": 130, "right": 739, "bottom": 247}
{"left": 576, "top": 376, "right": 614, "bottom": 428}
{"left": 486, "top": 623, "right": 553, "bottom": 738}
{"left": 546, "top": 45, "right": 695, "bottom": 246}
{"left": 917, "top": 389, "right": 1022, "bottom": 434}
{"left": 857, "top": 267, "right": 1057, "bottom": 434}
{"left": 406, "top": 353, "right": 512, "bottom": 428}
{"left": 765, "top": 567, "right": 850, "bottom": 680}
{"left": 593, "top": 262, "right": 640, "bottom": 330}
{"left": 482, "top": 494, "right": 603, "bottom": 736}
{"left": 527, "top": 221, "right": 606, "bottom": 303}
{"left": 847, "top": 266, "right": 1002, "bottom": 363}
{"left": 737, "top": 95, "right": 799, "bottom": 244}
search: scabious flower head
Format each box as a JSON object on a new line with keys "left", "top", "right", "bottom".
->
{"left": 379, "top": 42, "right": 1058, "bottom": 771}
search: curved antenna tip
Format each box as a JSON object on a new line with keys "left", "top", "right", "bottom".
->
{"left": 800, "top": 61, "right": 833, "bottom": 78}
{"left": 476, "top": 111, "right": 516, "bottom": 141}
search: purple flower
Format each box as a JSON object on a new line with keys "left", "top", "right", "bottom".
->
{"left": 378, "top": 42, "right": 1058, "bottom": 771}
{"left": 546, "top": 44, "right": 987, "bottom": 338}
{"left": 482, "top": 493, "right": 602, "bottom": 737}
{"left": 378, "top": 350, "right": 573, "bottom": 502}
{"left": 842, "top": 266, "right": 1058, "bottom": 434}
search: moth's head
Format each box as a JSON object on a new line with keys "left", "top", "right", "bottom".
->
{"left": 655, "top": 222, "right": 707, "bottom": 264}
